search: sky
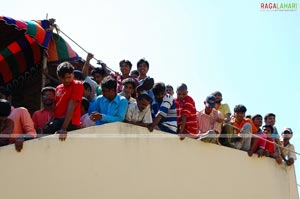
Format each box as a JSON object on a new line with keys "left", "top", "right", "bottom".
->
{"left": 2, "top": 0, "right": 300, "bottom": 190}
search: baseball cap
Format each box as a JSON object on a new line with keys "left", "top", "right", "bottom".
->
{"left": 206, "top": 95, "right": 216, "bottom": 108}
{"left": 282, "top": 128, "right": 293, "bottom": 135}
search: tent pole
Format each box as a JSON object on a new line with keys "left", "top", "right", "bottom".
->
{"left": 41, "top": 51, "right": 48, "bottom": 109}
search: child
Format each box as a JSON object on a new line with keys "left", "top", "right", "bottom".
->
{"left": 263, "top": 124, "right": 282, "bottom": 164}
{"left": 281, "top": 128, "right": 296, "bottom": 166}
{"left": 80, "top": 97, "right": 95, "bottom": 128}
{"left": 175, "top": 83, "right": 197, "bottom": 140}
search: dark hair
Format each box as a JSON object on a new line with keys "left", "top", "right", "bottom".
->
{"left": 264, "top": 113, "right": 276, "bottom": 121}
{"left": 130, "top": 70, "right": 139, "bottom": 77}
{"left": 74, "top": 70, "right": 84, "bottom": 80}
{"left": 166, "top": 84, "right": 173, "bottom": 90}
{"left": 212, "top": 91, "right": 222, "bottom": 97}
{"left": 122, "top": 78, "right": 136, "bottom": 89}
{"left": 263, "top": 124, "right": 274, "bottom": 134}
{"left": 41, "top": 86, "right": 55, "bottom": 95}
{"left": 57, "top": 62, "right": 74, "bottom": 78}
{"left": 152, "top": 82, "right": 166, "bottom": 95}
{"left": 176, "top": 83, "right": 187, "bottom": 91}
{"left": 83, "top": 81, "right": 92, "bottom": 91}
{"left": 0, "top": 99, "right": 11, "bottom": 117}
{"left": 234, "top": 104, "right": 247, "bottom": 113}
{"left": 137, "top": 58, "right": 149, "bottom": 69}
{"left": 81, "top": 97, "right": 90, "bottom": 112}
{"left": 0, "top": 87, "right": 12, "bottom": 98}
{"left": 101, "top": 76, "right": 117, "bottom": 91}
{"left": 91, "top": 67, "right": 108, "bottom": 76}
{"left": 251, "top": 114, "right": 262, "bottom": 121}
{"left": 138, "top": 93, "right": 152, "bottom": 103}
{"left": 119, "top": 60, "right": 132, "bottom": 69}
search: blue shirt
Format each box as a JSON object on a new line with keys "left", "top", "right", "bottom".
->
{"left": 94, "top": 94, "right": 128, "bottom": 125}
{"left": 88, "top": 97, "right": 97, "bottom": 115}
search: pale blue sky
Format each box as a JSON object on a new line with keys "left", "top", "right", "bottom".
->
{"left": 2, "top": 0, "right": 300, "bottom": 188}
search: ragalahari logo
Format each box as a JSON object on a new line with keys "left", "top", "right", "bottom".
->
{"left": 260, "top": 2, "right": 297, "bottom": 11}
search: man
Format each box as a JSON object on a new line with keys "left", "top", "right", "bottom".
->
{"left": 119, "top": 78, "right": 137, "bottom": 104}
{"left": 0, "top": 87, "right": 36, "bottom": 152}
{"left": 148, "top": 82, "right": 177, "bottom": 134}
{"left": 264, "top": 113, "right": 282, "bottom": 156}
{"left": 82, "top": 81, "right": 97, "bottom": 114}
{"left": 197, "top": 95, "right": 223, "bottom": 143}
{"left": 125, "top": 93, "right": 152, "bottom": 127}
{"left": 281, "top": 128, "right": 296, "bottom": 166}
{"left": 166, "top": 85, "right": 174, "bottom": 96}
{"left": 43, "top": 62, "right": 84, "bottom": 141}
{"left": 90, "top": 76, "right": 128, "bottom": 125}
{"left": 226, "top": 104, "right": 257, "bottom": 151}
{"left": 32, "top": 86, "right": 55, "bottom": 135}
{"left": 212, "top": 91, "right": 231, "bottom": 122}
{"left": 175, "top": 83, "right": 198, "bottom": 139}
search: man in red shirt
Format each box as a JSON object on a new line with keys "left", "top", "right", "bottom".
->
{"left": 32, "top": 87, "right": 55, "bottom": 135}
{"left": 43, "top": 62, "right": 84, "bottom": 141}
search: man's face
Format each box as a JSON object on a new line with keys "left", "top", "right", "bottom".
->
{"left": 265, "top": 116, "right": 275, "bottom": 126}
{"left": 137, "top": 63, "right": 148, "bottom": 76}
{"left": 263, "top": 126, "right": 272, "bottom": 135}
{"left": 83, "top": 88, "right": 91, "bottom": 99}
{"left": 282, "top": 131, "right": 292, "bottom": 140}
{"left": 137, "top": 98, "right": 150, "bottom": 112}
{"left": 176, "top": 89, "right": 187, "bottom": 100}
{"left": 234, "top": 112, "right": 245, "bottom": 123}
{"left": 166, "top": 87, "right": 174, "bottom": 96}
{"left": 253, "top": 116, "right": 262, "bottom": 128}
{"left": 93, "top": 73, "right": 104, "bottom": 84}
{"left": 59, "top": 73, "right": 73, "bottom": 86}
{"left": 42, "top": 90, "right": 55, "bottom": 106}
{"left": 123, "top": 83, "right": 134, "bottom": 97}
{"left": 120, "top": 63, "right": 131, "bottom": 76}
{"left": 102, "top": 87, "right": 116, "bottom": 101}
{"left": 154, "top": 91, "right": 165, "bottom": 102}
{"left": 214, "top": 93, "right": 222, "bottom": 103}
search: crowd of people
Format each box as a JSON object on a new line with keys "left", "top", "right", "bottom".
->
{"left": 0, "top": 53, "right": 296, "bottom": 167}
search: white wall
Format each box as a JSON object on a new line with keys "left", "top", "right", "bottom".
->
{"left": 0, "top": 122, "right": 298, "bottom": 199}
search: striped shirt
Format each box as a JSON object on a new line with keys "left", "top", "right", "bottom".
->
{"left": 152, "top": 94, "right": 177, "bottom": 133}
{"left": 175, "top": 95, "right": 198, "bottom": 136}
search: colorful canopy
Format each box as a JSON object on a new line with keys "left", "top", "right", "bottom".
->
{"left": 0, "top": 16, "right": 80, "bottom": 86}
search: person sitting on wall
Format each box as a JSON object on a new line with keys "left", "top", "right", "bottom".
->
{"left": 125, "top": 93, "right": 152, "bottom": 127}
{"left": 0, "top": 87, "right": 36, "bottom": 152}
{"left": 43, "top": 62, "right": 84, "bottom": 141}
{"left": 281, "top": 128, "right": 296, "bottom": 166}
{"left": 90, "top": 76, "right": 128, "bottom": 125}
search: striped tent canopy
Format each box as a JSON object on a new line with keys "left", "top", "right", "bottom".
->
{"left": 48, "top": 32, "right": 80, "bottom": 64}
{"left": 0, "top": 16, "right": 81, "bottom": 87}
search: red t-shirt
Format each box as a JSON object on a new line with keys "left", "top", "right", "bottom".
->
{"left": 175, "top": 95, "right": 198, "bottom": 136}
{"left": 55, "top": 80, "right": 84, "bottom": 126}
{"left": 265, "top": 137, "right": 275, "bottom": 154}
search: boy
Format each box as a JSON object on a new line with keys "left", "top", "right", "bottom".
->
{"left": 43, "top": 62, "right": 84, "bottom": 141}
{"left": 125, "top": 93, "right": 152, "bottom": 127}
{"left": 175, "top": 83, "right": 197, "bottom": 139}
{"left": 263, "top": 124, "right": 282, "bottom": 164}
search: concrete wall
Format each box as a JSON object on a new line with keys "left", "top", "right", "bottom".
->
{"left": 0, "top": 122, "right": 298, "bottom": 199}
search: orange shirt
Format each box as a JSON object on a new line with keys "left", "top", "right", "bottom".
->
{"left": 8, "top": 107, "right": 37, "bottom": 143}
{"left": 232, "top": 118, "right": 258, "bottom": 134}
